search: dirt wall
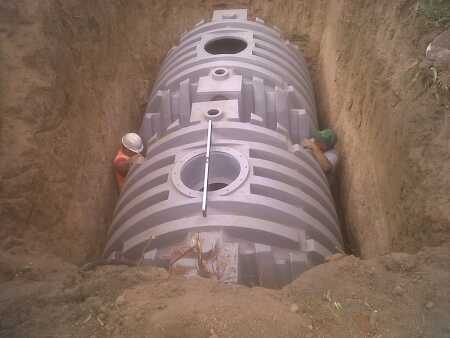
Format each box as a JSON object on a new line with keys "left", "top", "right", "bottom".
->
{"left": 1, "top": 0, "right": 448, "bottom": 262}
{"left": 1, "top": 0, "right": 214, "bottom": 262}
{"left": 251, "top": 0, "right": 450, "bottom": 257}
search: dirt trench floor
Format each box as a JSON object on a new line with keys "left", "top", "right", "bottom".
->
{"left": 1, "top": 241, "right": 450, "bottom": 338}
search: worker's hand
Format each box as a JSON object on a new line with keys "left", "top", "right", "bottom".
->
{"left": 302, "top": 138, "right": 317, "bottom": 150}
{"left": 130, "top": 154, "right": 144, "bottom": 165}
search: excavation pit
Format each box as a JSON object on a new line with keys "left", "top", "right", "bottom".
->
{"left": 2, "top": 2, "right": 450, "bottom": 336}
{"left": 3, "top": 1, "right": 448, "bottom": 276}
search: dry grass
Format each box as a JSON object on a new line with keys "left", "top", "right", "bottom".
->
{"left": 417, "top": 0, "right": 450, "bottom": 26}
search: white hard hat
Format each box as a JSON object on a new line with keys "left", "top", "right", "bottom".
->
{"left": 121, "top": 133, "right": 144, "bottom": 153}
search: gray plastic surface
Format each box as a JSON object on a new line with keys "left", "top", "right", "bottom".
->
{"left": 105, "top": 9, "right": 343, "bottom": 288}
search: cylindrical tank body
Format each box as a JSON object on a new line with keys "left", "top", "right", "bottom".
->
{"left": 105, "top": 9, "right": 343, "bottom": 288}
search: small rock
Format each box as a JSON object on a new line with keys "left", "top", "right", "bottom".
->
{"left": 326, "top": 253, "right": 346, "bottom": 262}
{"left": 426, "top": 29, "right": 450, "bottom": 67}
{"left": 393, "top": 285, "right": 404, "bottom": 296}
{"left": 425, "top": 301, "right": 434, "bottom": 309}
{"left": 156, "top": 304, "right": 167, "bottom": 310}
{"left": 305, "top": 332, "right": 313, "bottom": 338}
{"left": 369, "top": 310, "right": 378, "bottom": 329}
{"left": 290, "top": 303, "right": 299, "bottom": 313}
{"left": 115, "top": 294, "right": 126, "bottom": 306}
{"left": 367, "top": 266, "right": 377, "bottom": 276}
{"left": 383, "top": 253, "right": 416, "bottom": 272}
{"left": 17, "top": 264, "right": 32, "bottom": 274}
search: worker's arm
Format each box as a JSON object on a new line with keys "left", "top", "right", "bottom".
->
{"left": 302, "top": 139, "right": 333, "bottom": 173}
{"left": 130, "top": 154, "right": 144, "bottom": 165}
{"left": 114, "top": 157, "right": 131, "bottom": 176}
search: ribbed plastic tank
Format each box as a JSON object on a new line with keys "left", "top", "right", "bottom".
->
{"left": 105, "top": 9, "right": 343, "bottom": 288}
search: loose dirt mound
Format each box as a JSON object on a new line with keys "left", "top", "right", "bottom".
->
{"left": 1, "top": 241, "right": 449, "bottom": 337}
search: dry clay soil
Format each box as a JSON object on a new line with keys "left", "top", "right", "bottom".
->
{"left": 1, "top": 244, "right": 450, "bottom": 338}
{"left": 1, "top": 0, "right": 450, "bottom": 337}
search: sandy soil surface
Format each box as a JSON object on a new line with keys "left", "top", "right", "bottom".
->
{"left": 1, "top": 240, "right": 449, "bottom": 338}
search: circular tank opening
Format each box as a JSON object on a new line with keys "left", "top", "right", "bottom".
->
{"left": 204, "top": 38, "right": 248, "bottom": 54}
{"left": 211, "top": 95, "right": 228, "bottom": 101}
{"left": 207, "top": 109, "right": 220, "bottom": 116}
{"left": 214, "top": 68, "right": 226, "bottom": 75}
{"left": 180, "top": 151, "right": 241, "bottom": 192}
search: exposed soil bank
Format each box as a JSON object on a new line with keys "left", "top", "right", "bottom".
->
{"left": 1, "top": 0, "right": 213, "bottom": 262}
{"left": 1, "top": 0, "right": 448, "bottom": 263}
{"left": 251, "top": 0, "right": 450, "bottom": 257}
{"left": 300, "top": 1, "right": 450, "bottom": 257}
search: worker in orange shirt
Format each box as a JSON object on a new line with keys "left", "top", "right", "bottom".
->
{"left": 113, "top": 133, "right": 144, "bottom": 191}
